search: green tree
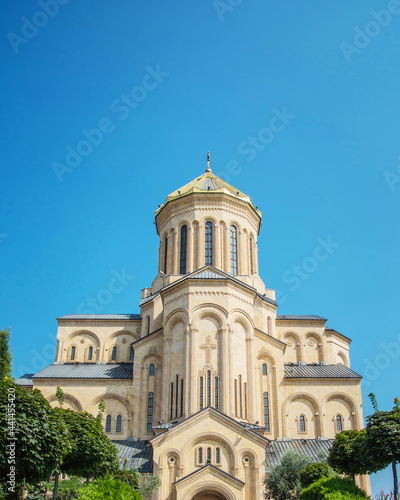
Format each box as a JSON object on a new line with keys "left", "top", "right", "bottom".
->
{"left": 328, "top": 430, "right": 375, "bottom": 479}
{"left": 58, "top": 408, "right": 119, "bottom": 480}
{"left": 366, "top": 394, "right": 400, "bottom": 500}
{"left": 264, "top": 449, "right": 312, "bottom": 500}
{"left": 0, "top": 329, "right": 12, "bottom": 380}
{"left": 79, "top": 475, "right": 142, "bottom": 500}
{"left": 0, "top": 379, "right": 69, "bottom": 499}
{"left": 299, "top": 462, "right": 333, "bottom": 489}
{"left": 300, "top": 477, "right": 368, "bottom": 500}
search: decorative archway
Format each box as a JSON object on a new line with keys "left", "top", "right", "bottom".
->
{"left": 191, "top": 492, "right": 228, "bottom": 500}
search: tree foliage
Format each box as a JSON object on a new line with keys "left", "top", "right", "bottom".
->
{"left": 56, "top": 407, "right": 119, "bottom": 479}
{"left": 300, "top": 477, "right": 368, "bottom": 500}
{"left": 299, "top": 462, "right": 333, "bottom": 489}
{"left": 366, "top": 394, "right": 400, "bottom": 500}
{"left": 79, "top": 475, "right": 142, "bottom": 500}
{"left": 328, "top": 430, "right": 375, "bottom": 478}
{"left": 0, "top": 379, "right": 70, "bottom": 499}
{"left": 264, "top": 450, "right": 312, "bottom": 500}
{"left": 0, "top": 329, "right": 12, "bottom": 381}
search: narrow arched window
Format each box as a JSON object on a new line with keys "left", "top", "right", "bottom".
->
{"left": 263, "top": 392, "right": 270, "bottom": 431}
{"left": 199, "top": 377, "right": 204, "bottom": 410}
{"left": 130, "top": 347, "right": 134, "bottom": 361}
{"left": 214, "top": 377, "right": 219, "bottom": 410}
{"left": 336, "top": 414, "right": 343, "bottom": 432}
{"left": 216, "top": 447, "right": 221, "bottom": 464}
{"left": 207, "top": 447, "right": 212, "bottom": 463}
{"left": 239, "top": 375, "right": 242, "bottom": 418}
{"left": 180, "top": 225, "right": 187, "bottom": 274}
{"left": 198, "top": 447, "right": 203, "bottom": 464}
{"left": 70, "top": 346, "right": 76, "bottom": 361}
{"left": 170, "top": 382, "right": 174, "bottom": 420}
{"left": 116, "top": 415, "right": 122, "bottom": 433}
{"left": 105, "top": 415, "right": 111, "bottom": 433}
{"left": 88, "top": 346, "right": 93, "bottom": 361}
{"left": 112, "top": 346, "right": 117, "bottom": 361}
{"left": 149, "top": 363, "right": 155, "bottom": 376}
{"left": 175, "top": 374, "right": 179, "bottom": 418}
{"left": 230, "top": 225, "right": 238, "bottom": 275}
{"left": 147, "top": 316, "right": 150, "bottom": 335}
{"left": 249, "top": 235, "right": 254, "bottom": 274}
{"left": 147, "top": 392, "right": 154, "bottom": 433}
{"left": 207, "top": 370, "right": 211, "bottom": 407}
{"left": 262, "top": 363, "right": 267, "bottom": 376}
{"left": 164, "top": 236, "right": 168, "bottom": 274}
{"left": 299, "top": 414, "right": 306, "bottom": 433}
{"left": 205, "top": 222, "right": 213, "bottom": 265}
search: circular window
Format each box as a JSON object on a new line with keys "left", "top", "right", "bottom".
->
{"left": 169, "top": 456, "right": 176, "bottom": 464}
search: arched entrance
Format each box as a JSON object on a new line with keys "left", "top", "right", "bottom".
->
{"left": 191, "top": 492, "right": 228, "bottom": 500}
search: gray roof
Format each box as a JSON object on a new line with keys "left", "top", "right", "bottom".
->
{"left": 14, "top": 374, "right": 34, "bottom": 386}
{"left": 112, "top": 440, "right": 153, "bottom": 472}
{"left": 276, "top": 315, "right": 327, "bottom": 321}
{"left": 265, "top": 439, "right": 334, "bottom": 472}
{"left": 32, "top": 363, "right": 133, "bottom": 380}
{"left": 57, "top": 314, "right": 141, "bottom": 320}
{"left": 284, "top": 363, "right": 361, "bottom": 379}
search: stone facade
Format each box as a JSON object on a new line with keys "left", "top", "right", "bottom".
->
{"left": 31, "top": 165, "right": 370, "bottom": 499}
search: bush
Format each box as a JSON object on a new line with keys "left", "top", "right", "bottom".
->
{"left": 300, "top": 462, "right": 333, "bottom": 488}
{"left": 79, "top": 476, "right": 142, "bottom": 500}
{"left": 300, "top": 477, "right": 368, "bottom": 500}
{"left": 56, "top": 476, "right": 85, "bottom": 499}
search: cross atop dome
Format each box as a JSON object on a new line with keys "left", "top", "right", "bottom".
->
{"left": 206, "top": 151, "right": 212, "bottom": 173}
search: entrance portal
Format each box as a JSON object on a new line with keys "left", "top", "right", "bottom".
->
{"left": 192, "top": 492, "right": 228, "bottom": 500}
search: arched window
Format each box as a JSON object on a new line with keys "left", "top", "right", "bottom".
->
{"left": 105, "top": 415, "right": 111, "bottom": 433}
{"left": 263, "top": 392, "right": 270, "bottom": 431}
{"left": 149, "top": 363, "right": 155, "bottom": 376}
{"left": 207, "top": 447, "right": 212, "bottom": 463}
{"left": 111, "top": 346, "right": 117, "bottom": 361}
{"left": 207, "top": 370, "right": 211, "bottom": 407}
{"left": 88, "top": 346, "right": 93, "bottom": 361}
{"left": 262, "top": 363, "right": 267, "bottom": 376}
{"left": 249, "top": 235, "right": 253, "bottom": 274}
{"left": 116, "top": 415, "right": 122, "bottom": 433}
{"left": 214, "top": 377, "right": 219, "bottom": 410}
{"left": 199, "top": 377, "right": 204, "bottom": 410}
{"left": 130, "top": 347, "right": 134, "bottom": 361}
{"left": 216, "top": 447, "right": 221, "bottom": 464}
{"left": 299, "top": 414, "right": 306, "bottom": 433}
{"left": 147, "top": 392, "right": 154, "bottom": 433}
{"left": 180, "top": 225, "right": 187, "bottom": 274}
{"left": 336, "top": 414, "right": 343, "bottom": 432}
{"left": 230, "top": 225, "right": 238, "bottom": 275}
{"left": 180, "top": 379, "right": 184, "bottom": 417}
{"left": 164, "top": 236, "right": 168, "bottom": 274}
{"left": 198, "top": 447, "right": 203, "bottom": 464}
{"left": 147, "top": 316, "right": 150, "bottom": 335}
{"left": 70, "top": 346, "right": 76, "bottom": 361}
{"left": 205, "top": 221, "right": 213, "bottom": 265}
{"left": 170, "top": 382, "right": 174, "bottom": 420}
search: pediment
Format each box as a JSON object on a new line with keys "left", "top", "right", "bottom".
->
{"left": 188, "top": 267, "right": 230, "bottom": 280}
{"left": 175, "top": 463, "right": 245, "bottom": 492}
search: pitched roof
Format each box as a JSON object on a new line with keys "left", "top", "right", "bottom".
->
{"left": 14, "top": 374, "right": 34, "bottom": 386}
{"left": 284, "top": 363, "right": 361, "bottom": 379}
{"left": 174, "top": 463, "right": 245, "bottom": 486}
{"left": 57, "top": 314, "right": 140, "bottom": 321}
{"left": 276, "top": 315, "right": 327, "bottom": 321}
{"left": 265, "top": 438, "right": 334, "bottom": 472}
{"left": 32, "top": 363, "right": 133, "bottom": 380}
{"left": 112, "top": 440, "right": 153, "bottom": 472}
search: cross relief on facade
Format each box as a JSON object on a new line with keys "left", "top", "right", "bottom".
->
{"left": 199, "top": 335, "right": 217, "bottom": 364}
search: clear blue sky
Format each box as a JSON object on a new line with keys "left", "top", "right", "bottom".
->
{"left": 1, "top": 0, "right": 399, "bottom": 494}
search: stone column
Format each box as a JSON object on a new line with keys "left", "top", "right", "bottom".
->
{"left": 246, "top": 336, "right": 256, "bottom": 421}
{"left": 173, "top": 229, "right": 179, "bottom": 274}
{"left": 218, "top": 327, "right": 230, "bottom": 413}
{"left": 187, "top": 224, "right": 193, "bottom": 273}
{"left": 162, "top": 336, "right": 172, "bottom": 421}
{"left": 198, "top": 223, "right": 204, "bottom": 268}
{"left": 189, "top": 328, "right": 199, "bottom": 414}
{"left": 214, "top": 222, "right": 220, "bottom": 270}
{"left": 225, "top": 225, "right": 231, "bottom": 273}
{"left": 184, "top": 327, "right": 190, "bottom": 418}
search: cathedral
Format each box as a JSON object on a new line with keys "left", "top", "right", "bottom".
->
{"left": 19, "top": 158, "right": 369, "bottom": 499}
